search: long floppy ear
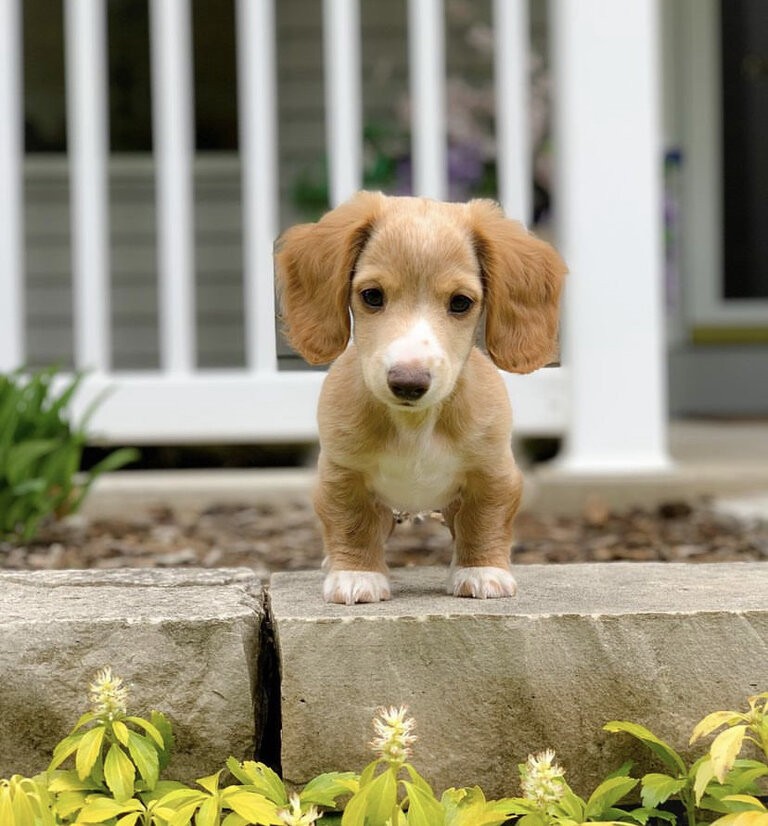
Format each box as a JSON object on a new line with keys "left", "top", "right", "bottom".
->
{"left": 274, "top": 191, "right": 384, "bottom": 364}
{"left": 467, "top": 199, "right": 567, "bottom": 374}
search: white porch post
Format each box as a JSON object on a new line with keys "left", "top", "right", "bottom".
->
{"left": 0, "top": 0, "right": 24, "bottom": 371}
{"left": 550, "top": 0, "right": 671, "bottom": 473}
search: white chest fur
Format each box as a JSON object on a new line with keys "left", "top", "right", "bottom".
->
{"left": 368, "top": 418, "right": 463, "bottom": 512}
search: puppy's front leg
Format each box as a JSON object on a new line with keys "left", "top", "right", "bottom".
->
{"left": 314, "top": 456, "right": 394, "bottom": 604}
{"left": 446, "top": 466, "right": 523, "bottom": 599}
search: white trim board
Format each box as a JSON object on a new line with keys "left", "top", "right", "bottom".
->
{"left": 60, "top": 367, "right": 568, "bottom": 445}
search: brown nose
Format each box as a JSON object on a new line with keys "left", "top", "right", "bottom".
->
{"left": 387, "top": 365, "right": 431, "bottom": 401}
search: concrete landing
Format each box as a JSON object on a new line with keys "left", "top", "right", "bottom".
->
{"left": 0, "top": 568, "right": 264, "bottom": 780}
{"left": 271, "top": 564, "right": 768, "bottom": 797}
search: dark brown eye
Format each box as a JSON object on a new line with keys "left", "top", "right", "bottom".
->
{"left": 361, "top": 288, "right": 385, "bottom": 309}
{"left": 449, "top": 294, "right": 474, "bottom": 315}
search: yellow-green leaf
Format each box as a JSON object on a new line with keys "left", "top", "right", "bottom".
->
{"left": 403, "top": 764, "right": 434, "bottom": 798}
{"left": 112, "top": 720, "right": 130, "bottom": 746}
{"left": 225, "top": 760, "right": 287, "bottom": 806}
{"left": 221, "top": 814, "right": 249, "bottom": 826}
{"left": 691, "top": 712, "right": 748, "bottom": 744}
{"left": 48, "top": 732, "right": 85, "bottom": 771}
{"left": 196, "top": 771, "right": 222, "bottom": 796}
{"left": 196, "top": 796, "right": 220, "bottom": 826}
{"left": 721, "top": 795, "right": 768, "bottom": 811}
{"left": 713, "top": 813, "right": 768, "bottom": 826}
{"left": 155, "top": 787, "right": 206, "bottom": 808}
{"left": 71, "top": 711, "right": 98, "bottom": 733}
{"left": 52, "top": 790, "right": 89, "bottom": 818}
{"left": 694, "top": 757, "right": 716, "bottom": 804}
{"left": 126, "top": 731, "right": 160, "bottom": 788}
{"left": 116, "top": 814, "right": 142, "bottom": 826}
{"left": 639, "top": 773, "right": 686, "bottom": 809}
{"left": 587, "top": 775, "right": 639, "bottom": 816}
{"left": 403, "top": 781, "right": 443, "bottom": 826}
{"left": 125, "top": 716, "right": 164, "bottom": 748}
{"left": 167, "top": 801, "right": 202, "bottom": 826}
{"left": 221, "top": 789, "right": 282, "bottom": 824}
{"left": 11, "top": 785, "right": 37, "bottom": 826}
{"left": 0, "top": 792, "right": 12, "bottom": 826}
{"left": 76, "top": 726, "right": 106, "bottom": 781}
{"left": 391, "top": 809, "right": 407, "bottom": 826}
{"left": 342, "top": 768, "right": 397, "bottom": 826}
{"left": 47, "top": 771, "right": 98, "bottom": 793}
{"left": 358, "top": 760, "right": 379, "bottom": 789}
{"left": 603, "top": 721, "right": 686, "bottom": 775}
{"left": 77, "top": 796, "right": 142, "bottom": 823}
{"left": 300, "top": 771, "right": 359, "bottom": 807}
{"left": 711, "top": 725, "right": 747, "bottom": 783}
{"left": 104, "top": 743, "right": 136, "bottom": 802}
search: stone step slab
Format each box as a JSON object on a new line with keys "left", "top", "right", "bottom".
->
{"left": 0, "top": 568, "right": 264, "bottom": 781}
{"left": 3, "top": 562, "right": 767, "bottom": 801}
{"left": 270, "top": 563, "right": 768, "bottom": 798}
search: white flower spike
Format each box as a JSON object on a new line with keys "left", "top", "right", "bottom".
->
{"left": 89, "top": 667, "right": 129, "bottom": 721}
{"left": 278, "top": 793, "right": 321, "bottom": 826}
{"left": 520, "top": 749, "right": 566, "bottom": 809}
{"left": 370, "top": 705, "right": 417, "bottom": 766}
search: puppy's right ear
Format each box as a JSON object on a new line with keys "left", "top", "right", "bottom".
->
{"left": 274, "top": 191, "right": 384, "bottom": 364}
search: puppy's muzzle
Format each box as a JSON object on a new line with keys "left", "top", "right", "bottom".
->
{"left": 387, "top": 365, "right": 431, "bottom": 402}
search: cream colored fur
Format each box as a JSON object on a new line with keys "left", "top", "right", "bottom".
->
{"left": 275, "top": 192, "right": 566, "bottom": 604}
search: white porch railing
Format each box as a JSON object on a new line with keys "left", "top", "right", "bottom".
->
{"left": 0, "top": 0, "right": 669, "bottom": 472}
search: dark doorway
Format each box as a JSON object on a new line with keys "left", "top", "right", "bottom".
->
{"left": 721, "top": 0, "right": 768, "bottom": 299}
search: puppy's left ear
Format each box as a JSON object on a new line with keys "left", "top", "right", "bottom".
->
{"left": 468, "top": 199, "right": 567, "bottom": 374}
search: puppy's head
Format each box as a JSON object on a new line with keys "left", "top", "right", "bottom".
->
{"left": 275, "top": 192, "right": 566, "bottom": 409}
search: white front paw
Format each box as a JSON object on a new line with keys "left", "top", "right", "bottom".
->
{"left": 448, "top": 566, "right": 517, "bottom": 599}
{"left": 323, "top": 570, "right": 391, "bottom": 605}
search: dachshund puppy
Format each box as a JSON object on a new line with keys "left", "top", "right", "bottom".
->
{"left": 275, "top": 192, "right": 566, "bottom": 604}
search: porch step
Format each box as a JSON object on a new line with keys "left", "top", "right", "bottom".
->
{"left": 2, "top": 564, "right": 767, "bottom": 799}
{"left": 0, "top": 569, "right": 265, "bottom": 780}
{"left": 270, "top": 563, "right": 768, "bottom": 798}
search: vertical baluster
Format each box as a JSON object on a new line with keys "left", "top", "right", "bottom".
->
{"left": 323, "top": 0, "right": 363, "bottom": 207}
{"left": 237, "top": 0, "right": 279, "bottom": 372}
{"left": 64, "top": 0, "right": 110, "bottom": 371}
{"left": 150, "top": 0, "right": 196, "bottom": 373}
{"left": 493, "top": 0, "right": 531, "bottom": 223}
{"left": 407, "top": 0, "right": 446, "bottom": 199}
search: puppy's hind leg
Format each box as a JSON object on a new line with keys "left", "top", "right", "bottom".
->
{"left": 314, "top": 457, "right": 394, "bottom": 605}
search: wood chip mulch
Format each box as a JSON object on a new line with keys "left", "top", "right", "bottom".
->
{"left": 2, "top": 497, "right": 767, "bottom": 579}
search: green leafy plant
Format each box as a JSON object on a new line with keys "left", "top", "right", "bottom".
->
{"left": 0, "top": 367, "right": 138, "bottom": 542}
{"left": 605, "top": 693, "right": 768, "bottom": 826}
{"left": 603, "top": 720, "right": 701, "bottom": 826}
{"left": 0, "top": 774, "right": 56, "bottom": 826}
{"left": 340, "top": 706, "right": 519, "bottom": 826}
{"left": 24, "top": 667, "right": 355, "bottom": 826}
{"left": 3, "top": 672, "right": 768, "bottom": 826}
{"left": 45, "top": 667, "right": 177, "bottom": 822}
{"left": 501, "top": 752, "right": 649, "bottom": 826}
{"left": 690, "top": 692, "right": 768, "bottom": 826}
